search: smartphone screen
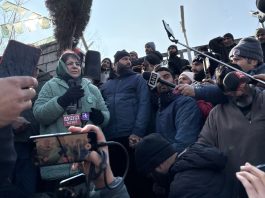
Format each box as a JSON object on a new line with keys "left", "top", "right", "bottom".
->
{"left": 30, "top": 132, "right": 96, "bottom": 166}
{"left": 0, "top": 40, "right": 41, "bottom": 77}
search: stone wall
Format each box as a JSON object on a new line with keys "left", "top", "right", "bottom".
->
{"left": 36, "top": 41, "right": 59, "bottom": 76}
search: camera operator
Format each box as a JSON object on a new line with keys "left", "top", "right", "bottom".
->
{"left": 68, "top": 124, "right": 129, "bottom": 198}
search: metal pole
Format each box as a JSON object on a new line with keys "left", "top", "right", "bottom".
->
{"left": 172, "top": 38, "right": 265, "bottom": 85}
{"left": 180, "top": 5, "right": 192, "bottom": 63}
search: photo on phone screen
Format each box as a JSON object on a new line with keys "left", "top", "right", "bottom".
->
{"left": 30, "top": 132, "right": 94, "bottom": 166}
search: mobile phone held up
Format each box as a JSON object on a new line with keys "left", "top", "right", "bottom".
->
{"left": 0, "top": 40, "right": 41, "bottom": 77}
{"left": 30, "top": 131, "right": 97, "bottom": 167}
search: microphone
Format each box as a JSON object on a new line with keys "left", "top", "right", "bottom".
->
{"left": 66, "top": 79, "right": 81, "bottom": 114}
{"left": 142, "top": 71, "right": 176, "bottom": 89}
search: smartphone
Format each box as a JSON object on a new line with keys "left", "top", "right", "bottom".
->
{"left": 30, "top": 132, "right": 97, "bottom": 167}
{"left": 0, "top": 40, "right": 41, "bottom": 77}
{"left": 59, "top": 173, "right": 86, "bottom": 187}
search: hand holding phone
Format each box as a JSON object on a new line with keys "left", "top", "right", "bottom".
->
{"left": 68, "top": 125, "right": 115, "bottom": 189}
{"left": 30, "top": 131, "right": 97, "bottom": 166}
{"left": 236, "top": 162, "right": 265, "bottom": 198}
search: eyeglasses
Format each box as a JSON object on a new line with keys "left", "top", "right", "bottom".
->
{"left": 66, "top": 61, "right": 81, "bottom": 67}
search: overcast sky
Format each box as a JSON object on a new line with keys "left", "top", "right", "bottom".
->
{"left": 7, "top": 0, "right": 262, "bottom": 61}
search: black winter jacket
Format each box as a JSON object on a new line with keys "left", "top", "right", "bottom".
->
{"left": 169, "top": 143, "right": 228, "bottom": 198}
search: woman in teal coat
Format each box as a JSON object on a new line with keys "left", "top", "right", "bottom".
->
{"left": 33, "top": 50, "right": 109, "bottom": 180}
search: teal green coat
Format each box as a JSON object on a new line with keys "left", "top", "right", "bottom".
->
{"left": 33, "top": 77, "right": 109, "bottom": 134}
{"left": 33, "top": 77, "right": 109, "bottom": 180}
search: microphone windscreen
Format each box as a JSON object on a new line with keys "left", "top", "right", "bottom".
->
{"left": 84, "top": 50, "right": 101, "bottom": 81}
{"left": 142, "top": 71, "right": 151, "bottom": 81}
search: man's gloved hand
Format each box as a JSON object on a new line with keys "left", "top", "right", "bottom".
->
{"left": 90, "top": 108, "right": 104, "bottom": 125}
{"left": 57, "top": 85, "right": 84, "bottom": 108}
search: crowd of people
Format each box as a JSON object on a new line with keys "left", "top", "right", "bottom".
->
{"left": 1, "top": 3, "right": 265, "bottom": 197}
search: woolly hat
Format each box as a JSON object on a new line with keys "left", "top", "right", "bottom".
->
{"left": 129, "top": 51, "right": 138, "bottom": 58}
{"left": 135, "top": 133, "right": 177, "bottom": 175}
{"left": 223, "top": 71, "right": 250, "bottom": 92}
{"left": 114, "top": 50, "right": 130, "bottom": 63}
{"left": 229, "top": 37, "right": 263, "bottom": 63}
{"left": 167, "top": 44, "right": 178, "bottom": 51}
{"left": 145, "top": 42, "right": 156, "bottom": 51}
{"left": 256, "top": 28, "right": 265, "bottom": 37}
{"left": 223, "top": 33, "right": 234, "bottom": 40}
{"left": 145, "top": 51, "right": 163, "bottom": 65}
{"left": 179, "top": 72, "right": 195, "bottom": 83}
{"left": 192, "top": 55, "right": 204, "bottom": 64}
{"left": 145, "top": 54, "right": 161, "bottom": 65}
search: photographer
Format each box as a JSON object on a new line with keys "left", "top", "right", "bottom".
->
{"left": 68, "top": 124, "right": 129, "bottom": 198}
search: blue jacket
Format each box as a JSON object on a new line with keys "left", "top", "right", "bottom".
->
{"left": 101, "top": 70, "right": 150, "bottom": 140}
{"left": 156, "top": 93, "right": 203, "bottom": 153}
{"left": 195, "top": 63, "right": 265, "bottom": 105}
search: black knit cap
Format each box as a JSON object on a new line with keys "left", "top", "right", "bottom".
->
{"left": 192, "top": 54, "right": 204, "bottom": 64}
{"left": 114, "top": 50, "right": 130, "bottom": 63}
{"left": 223, "top": 71, "right": 250, "bottom": 92}
{"left": 223, "top": 33, "right": 234, "bottom": 40}
{"left": 256, "top": 28, "right": 265, "bottom": 37}
{"left": 167, "top": 44, "right": 178, "bottom": 51}
{"left": 145, "top": 51, "right": 163, "bottom": 65}
{"left": 135, "top": 133, "right": 177, "bottom": 175}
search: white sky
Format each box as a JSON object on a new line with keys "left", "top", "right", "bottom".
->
{"left": 2, "top": 0, "right": 262, "bottom": 61}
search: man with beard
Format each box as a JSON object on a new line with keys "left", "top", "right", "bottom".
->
{"left": 100, "top": 58, "right": 112, "bottom": 84}
{"left": 191, "top": 55, "right": 207, "bottom": 83}
{"left": 145, "top": 42, "right": 156, "bottom": 55}
{"left": 255, "top": 28, "right": 265, "bottom": 62}
{"left": 100, "top": 50, "right": 152, "bottom": 198}
{"left": 167, "top": 44, "right": 190, "bottom": 77}
{"left": 153, "top": 67, "right": 203, "bottom": 152}
{"left": 198, "top": 70, "right": 265, "bottom": 198}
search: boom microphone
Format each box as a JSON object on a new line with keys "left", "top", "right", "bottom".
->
{"left": 142, "top": 71, "right": 176, "bottom": 89}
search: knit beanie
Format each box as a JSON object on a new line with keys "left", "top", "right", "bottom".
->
{"left": 255, "top": 28, "right": 265, "bottom": 37}
{"left": 223, "top": 71, "right": 250, "bottom": 92}
{"left": 145, "top": 54, "right": 161, "bottom": 65}
{"left": 114, "top": 50, "right": 130, "bottom": 63}
{"left": 192, "top": 54, "right": 204, "bottom": 64}
{"left": 229, "top": 37, "right": 263, "bottom": 63}
{"left": 167, "top": 44, "right": 178, "bottom": 51}
{"left": 223, "top": 33, "right": 234, "bottom": 40}
{"left": 145, "top": 42, "right": 156, "bottom": 51}
{"left": 179, "top": 72, "right": 195, "bottom": 83}
{"left": 135, "top": 133, "right": 177, "bottom": 175}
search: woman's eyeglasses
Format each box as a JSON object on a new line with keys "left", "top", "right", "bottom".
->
{"left": 66, "top": 61, "right": 81, "bottom": 67}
